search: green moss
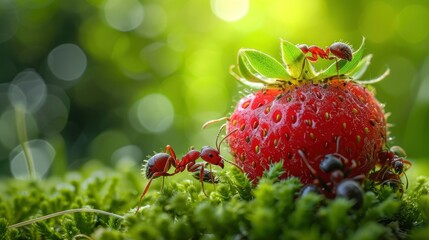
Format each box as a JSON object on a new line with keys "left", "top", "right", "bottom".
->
{"left": 0, "top": 161, "right": 428, "bottom": 239}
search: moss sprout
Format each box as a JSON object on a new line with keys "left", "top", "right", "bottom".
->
{"left": 1, "top": 161, "right": 428, "bottom": 239}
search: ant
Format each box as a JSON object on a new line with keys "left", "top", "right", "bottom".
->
{"left": 298, "top": 42, "right": 353, "bottom": 78}
{"left": 135, "top": 124, "right": 243, "bottom": 213}
{"left": 298, "top": 137, "right": 365, "bottom": 209}
{"left": 368, "top": 146, "right": 411, "bottom": 193}
{"left": 298, "top": 42, "right": 353, "bottom": 62}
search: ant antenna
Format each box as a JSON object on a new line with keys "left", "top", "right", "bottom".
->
{"left": 331, "top": 136, "right": 350, "bottom": 166}
{"left": 298, "top": 150, "right": 331, "bottom": 192}
{"left": 215, "top": 124, "right": 226, "bottom": 151}
{"left": 298, "top": 150, "right": 317, "bottom": 176}
{"left": 214, "top": 123, "right": 243, "bottom": 172}
{"left": 335, "top": 136, "right": 341, "bottom": 153}
{"left": 221, "top": 156, "right": 244, "bottom": 172}
{"left": 403, "top": 171, "right": 409, "bottom": 190}
{"left": 380, "top": 179, "right": 403, "bottom": 192}
{"left": 202, "top": 117, "right": 230, "bottom": 129}
{"left": 215, "top": 124, "right": 237, "bottom": 152}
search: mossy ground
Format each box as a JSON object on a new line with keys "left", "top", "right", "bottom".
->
{"left": 1, "top": 160, "right": 429, "bottom": 240}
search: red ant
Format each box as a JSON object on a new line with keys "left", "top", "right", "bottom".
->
{"left": 368, "top": 146, "right": 411, "bottom": 192}
{"left": 298, "top": 137, "right": 365, "bottom": 209}
{"left": 135, "top": 124, "right": 243, "bottom": 213}
{"left": 298, "top": 42, "right": 353, "bottom": 78}
{"left": 298, "top": 42, "right": 353, "bottom": 62}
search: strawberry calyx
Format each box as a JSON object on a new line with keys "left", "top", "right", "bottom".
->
{"left": 230, "top": 38, "right": 390, "bottom": 89}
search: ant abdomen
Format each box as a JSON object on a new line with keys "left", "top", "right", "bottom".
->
{"left": 319, "top": 155, "right": 343, "bottom": 173}
{"left": 145, "top": 153, "right": 171, "bottom": 179}
{"left": 329, "top": 42, "right": 353, "bottom": 61}
{"left": 336, "top": 180, "right": 364, "bottom": 209}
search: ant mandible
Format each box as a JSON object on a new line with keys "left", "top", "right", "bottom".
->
{"left": 368, "top": 146, "right": 411, "bottom": 192}
{"left": 135, "top": 124, "right": 243, "bottom": 213}
{"left": 298, "top": 42, "right": 353, "bottom": 62}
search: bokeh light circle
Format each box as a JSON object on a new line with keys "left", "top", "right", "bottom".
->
{"left": 111, "top": 145, "right": 142, "bottom": 165}
{"left": 104, "top": 0, "right": 144, "bottom": 32}
{"left": 396, "top": 5, "right": 429, "bottom": 44}
{"left": 10, "top": 139, "right": 56, "bottom": 179}
{"left": 136, "top": 3, "right": 167, "bottom": 38}
{"left": 48, "top": 43, "right": 87, "bottom": 81}
{"left": 129, "top": 93, "right": 174, "bottom": 133}
{"left": 35, "top": 94, "right": 69, "bottom": 136}
{"left": 211, "top": 0, "right": 249, "bottom": 22}
{"left": 141, "top": 42, "right": 182, "bottom": 77}
{"left": 359, "top": 2, "right": 396, "bottom": 43}
{"left": 8, "top": 70, "right": 47, "bottom": 112}
{"left": 0, "top": 1, "right": 19, "bottom": 43}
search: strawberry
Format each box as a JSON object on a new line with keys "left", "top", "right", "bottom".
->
{"left": 227, "top": 80, "right": 386, "bottom": 186}
{"left": 225, "top": 39, "right": 390, "bottom": 195}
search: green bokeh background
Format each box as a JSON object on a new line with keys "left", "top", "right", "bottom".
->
{"left": 0, "top": 0, "right": 428, "bottom": 178}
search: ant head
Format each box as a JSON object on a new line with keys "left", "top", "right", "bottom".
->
{"left": 329, "top": 42, "right": 353, "bottom": 61}
{"left": 319, "top": 154, "right": 343, "bottom": 173}
{"left": 200, "top": 146, "right": 223, "bottom": 168}
{"left": 392, "top": 157, "right": 404, "bottom": 174}
{"left": 300, "top": 184, "right": 321, "bottom": 197}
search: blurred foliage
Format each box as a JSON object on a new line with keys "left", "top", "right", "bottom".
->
{"left": 1, "top": 162, "right": 429, "bottom": 239}
{"left": 0, "top": 0, "right": 428, "bottom": 178}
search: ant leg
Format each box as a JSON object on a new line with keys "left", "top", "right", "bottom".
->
{"left": 208, "top": 164, "right": 217, "bottom": 191}
{"left": 380, "top": 179, "right": 404, "bottom": 195}
{"left": 136, "top": 176, "right": 156, "bottom": 213}
{"left": 198, "top": 164, "right": 209, "bottom": 196}
{"left": 298, "top": 150, "right": 318, "bottom": 176}
{"left": 334, "top": 58, "right": 340, "bottom": 78}
{"left": 188, "top": 162, "right": 209, "bottom": 196}
{"left": 164, "top": 145, "right": 177, "bottom": 161}
{"left": 161, "top": 177, "right": 165, "bottom": 192}
{"left": 352, "top": 174, "right": 366, "bottom": 185}
{"left": 136, "top": 171, "right": 175, "bottom": 214}
{"left": 307, "top": 54, "right": 319, "bottom": 62}
{"left": 298, "top": 150, "right": 331, "bottom": 192}
{"left": 160, "top": 156, "right": 176, "bottom": 193}
{"left": 158, "top": 147, "right": 178, "bottom": 193}
{"left": 403, "top": 159, "right": 412, "bottom": 169}
{"left": 368, "top": 169, "right": 383, "bottom": 183}
{"left": 403, "top": 171, "right": 409, "bottom": 190}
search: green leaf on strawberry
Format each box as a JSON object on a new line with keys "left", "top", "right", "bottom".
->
{"left": 239, "top": 49, "right": 290, "bottom": 80}
{"left": 348, "top": 54, "right": 373, "bottom": 79}
{"left": 231, "top": 38, "right": 389, "bottom": 88}
{"left": 280, "top": 39, "right": 315, "bottom": 79}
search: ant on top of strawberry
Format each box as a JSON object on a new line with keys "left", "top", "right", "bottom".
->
{"left": 136, "top": 124, "right": 242, "bottom": 213}
{"left": 298, "top": 42, "right": 353, "bottom": 62}
{"left": 297, "top": 42, "right": 353, "bottom": 78}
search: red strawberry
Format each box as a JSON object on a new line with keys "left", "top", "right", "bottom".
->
{"left": 224, "top": 39, "right": 391, "bottom": 196}
{"left": 227, "top": 79, "right": 386, "bottom": 187}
